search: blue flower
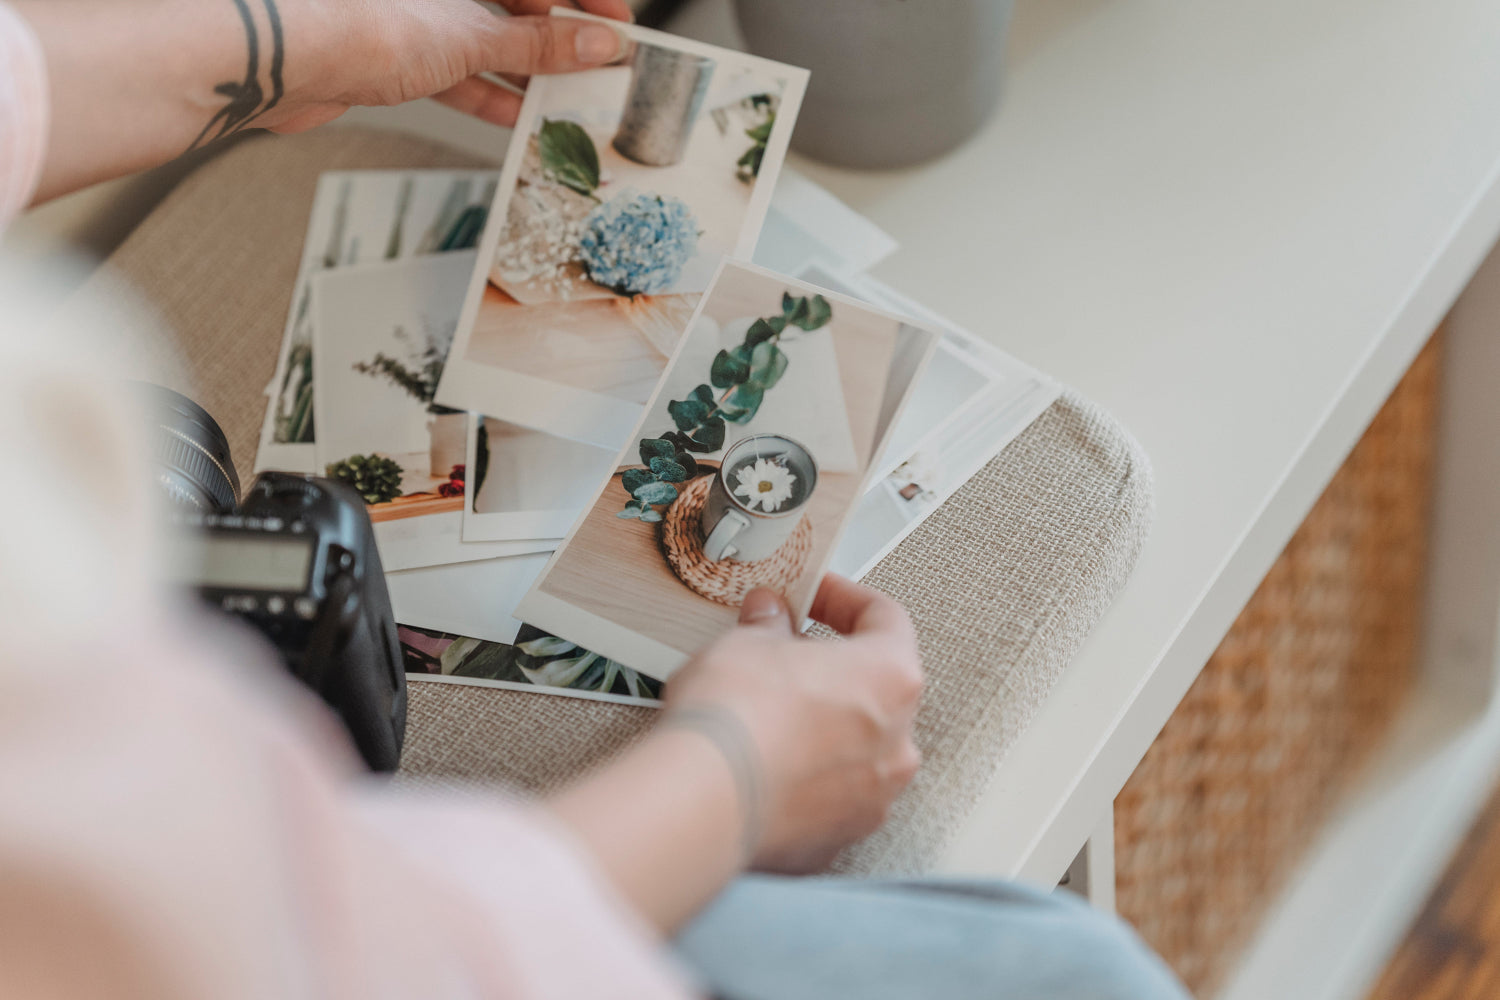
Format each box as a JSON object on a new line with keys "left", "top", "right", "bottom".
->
{"left": 579, "top": 191, "right": 700, "bottom": 296}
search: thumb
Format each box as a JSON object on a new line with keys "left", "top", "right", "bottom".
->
{"left": 738, "top": 588, "right": 792, "bottom": 634}
{"left": 479, "top": 15, "right": 629, "bottom": 76}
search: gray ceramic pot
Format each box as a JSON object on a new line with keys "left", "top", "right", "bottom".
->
{"left": 733, "top": 0, "right": 1014, "bottom": 169}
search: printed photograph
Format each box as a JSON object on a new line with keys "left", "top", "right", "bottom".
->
{"left": 400, "top": 624, "right": 663, "bottom": 704}
{"left": 258, "top": 169, "right": 499, "bottom": 474}
{"left": 795, "top": 266, "right": 1060, "bottom": 581}
{"left": 516, "top": 261, "right": 939, "bottom": 677}
{"left": 387, "top": 551, "right": 552, "bottom": 646}
{"left": 463, "top": 414, "right": 617, "bottom": 543}
{"left": 310, "top": 253, "right": 555, "bottom": 571}
{"left": 436, "top": 15, "right": 808, "bottom": 447}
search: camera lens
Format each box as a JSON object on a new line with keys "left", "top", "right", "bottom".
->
{"left": 134, "top": 383, "right": 240, "bottom": 513}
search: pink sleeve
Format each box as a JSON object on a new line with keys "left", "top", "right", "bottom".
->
{"left": 0, "top": 621, "right": 696, "bottom": 1000}
{"left": 0, "top": 1, "right": 47, "bottom": 222}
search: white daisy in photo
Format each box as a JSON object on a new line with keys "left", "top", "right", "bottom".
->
{"left": 733, "top": 457, "right": 797, "bottom": 513}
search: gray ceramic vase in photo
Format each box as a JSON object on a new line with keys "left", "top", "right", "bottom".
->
{"left": 702, "top": 435, "right": 819, "bottom": 562}
{"left": 733, "top": 0, "right": 1014, "bottom": 169}
{"left": 613, "top": 44, "right": 716, "bottom": 166}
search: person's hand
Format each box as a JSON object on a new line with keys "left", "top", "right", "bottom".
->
{"left": 665, "top": 576, "right": 924, "bottom": 873}
{"left": 14, "top": 0, "right": 636, "bottom": 200}
{"left": 258, "top": 0, "right": 635, "bottom": 135}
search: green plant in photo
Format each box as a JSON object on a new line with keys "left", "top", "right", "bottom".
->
{"left": 471, "top": 419, "right": 490, "bottom": 513}
{"left": 351, "top": 319, "right": 462, "bottom": 415}
{"left": 736, "top": 94, "right": 777, "bottom": 183}
{"left": 440, "top": 629, "right": 663, "bottom": 699}
{"left": 326, "top": 453, "right": 404, "bottom": 505}
{"left": 618, "top": 291, "right": 833, "bottom": 520}
{"left": 274, "top": 340, "right": 315, "bottom": 443}
{"left": 537, "top": 118, "right": 601, "bottom": 198}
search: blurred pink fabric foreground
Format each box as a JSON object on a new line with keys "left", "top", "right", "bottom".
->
{"left": 0, "top": 5, "right": 691, "bottom": 996}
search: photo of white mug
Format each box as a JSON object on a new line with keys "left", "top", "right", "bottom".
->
{"left": 701, "top": 434, "right": 819, "bottom": 562}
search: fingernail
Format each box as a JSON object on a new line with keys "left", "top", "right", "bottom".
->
{"left": 576, "top": 24, "right": 624, "bottom": 64}
{"left": 740, "top": 589, "right": 786, "bottom": 626}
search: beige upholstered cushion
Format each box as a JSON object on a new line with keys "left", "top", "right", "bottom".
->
{"left": 75, "top": 126, "right": 1153, "bottom": 876}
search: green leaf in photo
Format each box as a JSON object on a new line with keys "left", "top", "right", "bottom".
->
{"left": 668, "top": 397, "right": 712, "bottom": 432}
{"left": 632, "top": 480, "right": 679, "bottom": 505}
{"left": 640, "top": 508, "right": 664, "bottom": 524}
{"left": 537, "top": 118, "right": 601, "bottom": 197}
{"left": 596, "top": 660, "right": 621, "bottom": 693}
{"left": 639, "top": 437, "right": 677, "bottom": 466}
{"left": 722, "top": 384, "right": 764, "bottom": 424}
{"left": 617, "top": 498, "right": 645, "bottom": 518}
{"left": 745, "top": 316, "right": 786, "bottom": 347}
{"left": 673, "top": 449, "right": 699, "bottom": 479}
{"left": 515, "top": 635, "right": 579, "bottom": 657}
{"left": 687, "top": 415, "right": 726, "bottom": 451}
{"left": 447, "top": 641, "right": 526, "bottom": 683}
{"left": 789, "top": 294, "right": 833, "bottom": 331}
{"left": 691, "top": 384, "right": 715, "bottom": 405}
{"left": 711, "top": 348, "right": 751, "bottom": 388}
{"left": 622, "top": 468, "right": 656, "bottom": 493}
{"left": 521, "top": 651, "right": 599, "bottom": 688}
{"left": 649, "top": 456, "right": 688, "bottom": 483}
{"left": 746, "top": 341, "right": 788, "bottom": 391}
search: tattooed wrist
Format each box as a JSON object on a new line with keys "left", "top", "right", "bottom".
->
{"left": 191, "top": 0, "right": 284, "bottom": 150}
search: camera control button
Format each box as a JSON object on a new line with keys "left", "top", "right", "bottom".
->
{"left": 262, "top": 517, "right": 284, "bottom": 531}
{"left": 245, "top": 517, "right": 262, "bottom": 530}
{"left": 266, "top": 596, "right": 286, "bottom": 615}
{"left": 289, "top": 521, "right": 306, "bottom": 533}
{"left": 220, "top": 516, "right": 244, "bottom": 529}
{"left": 294, "top": 597, "right": 318, "bottom": 620}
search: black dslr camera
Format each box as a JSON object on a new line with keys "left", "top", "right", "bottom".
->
{"left": 142, "top": 385, "right": 406, "bottom": 772}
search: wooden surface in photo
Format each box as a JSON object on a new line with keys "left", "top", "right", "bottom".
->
{"left": 367, "top": 493, "right": 463, "bottom": 523}
{"left": 539, "top": 269, "right": 900, "bottom": 655}
{"left": 1366, "top": 778, "right": 1500, "bottom": 1000}
{"left": 467, "top": 284, "right": 694, "bottom": 404}
{"left": 542, "top": 465, "right": 861, "bottom": 650}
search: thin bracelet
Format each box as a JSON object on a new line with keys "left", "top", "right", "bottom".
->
{"left": 663, "top": 704, "right": 766, "bottom": 864}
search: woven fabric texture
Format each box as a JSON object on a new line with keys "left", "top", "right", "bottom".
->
{"left": 75, "top": 126, "right": 1154, "bottom": 876}
{"left": 661, "top": 473, "right": 815, "bottom": 606}
{"left": 1114, "top": 331, "right": 1442, "bottom": 995}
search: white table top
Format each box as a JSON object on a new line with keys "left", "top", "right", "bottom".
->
{"left": 670, "top": 0, "right": 1500, "bottom": 880}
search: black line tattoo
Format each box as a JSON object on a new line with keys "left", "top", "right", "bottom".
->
{"left": 189, "top": 0, "right": 283, "bottom": 151}
{"left": 242, "top": 0, "right": 285, "bottom": 129}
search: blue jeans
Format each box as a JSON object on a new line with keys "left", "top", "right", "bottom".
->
{"left": 676, "top": 876, "right": 1189, "bottom": 1000}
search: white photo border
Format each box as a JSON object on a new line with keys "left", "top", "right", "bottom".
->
{"left": 434, "top": 12, "right": 810, "bottom": 449}
{"left": 514, "top": 258, "right": 940, "bottom": 679}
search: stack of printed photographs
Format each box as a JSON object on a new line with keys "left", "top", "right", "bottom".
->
{"left": 255, "top": 12, "right": 1059, "bottom": 708}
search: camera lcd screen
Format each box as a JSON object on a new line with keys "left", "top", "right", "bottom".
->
{"left": 197, "top": 535, "right": 314, "bottom": 592}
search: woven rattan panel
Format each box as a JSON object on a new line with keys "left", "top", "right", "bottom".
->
{"left": 1114, "top": 332, "right": 1443, "bottom": 996}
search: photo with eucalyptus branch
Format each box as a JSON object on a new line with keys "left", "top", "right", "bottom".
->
{"left": 514, "top": 259, "right": 938, "bottom": 674}
{"left": 618, "top": 292, "right": 832, "bottom": 521}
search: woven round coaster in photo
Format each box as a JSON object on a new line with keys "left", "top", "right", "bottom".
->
{"left": 661, "top": 475, "right": 814, "bottom": 607}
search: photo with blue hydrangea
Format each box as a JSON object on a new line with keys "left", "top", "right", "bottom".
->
{"left": 437, "top": 21, "right": 807, "bottom": 439}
